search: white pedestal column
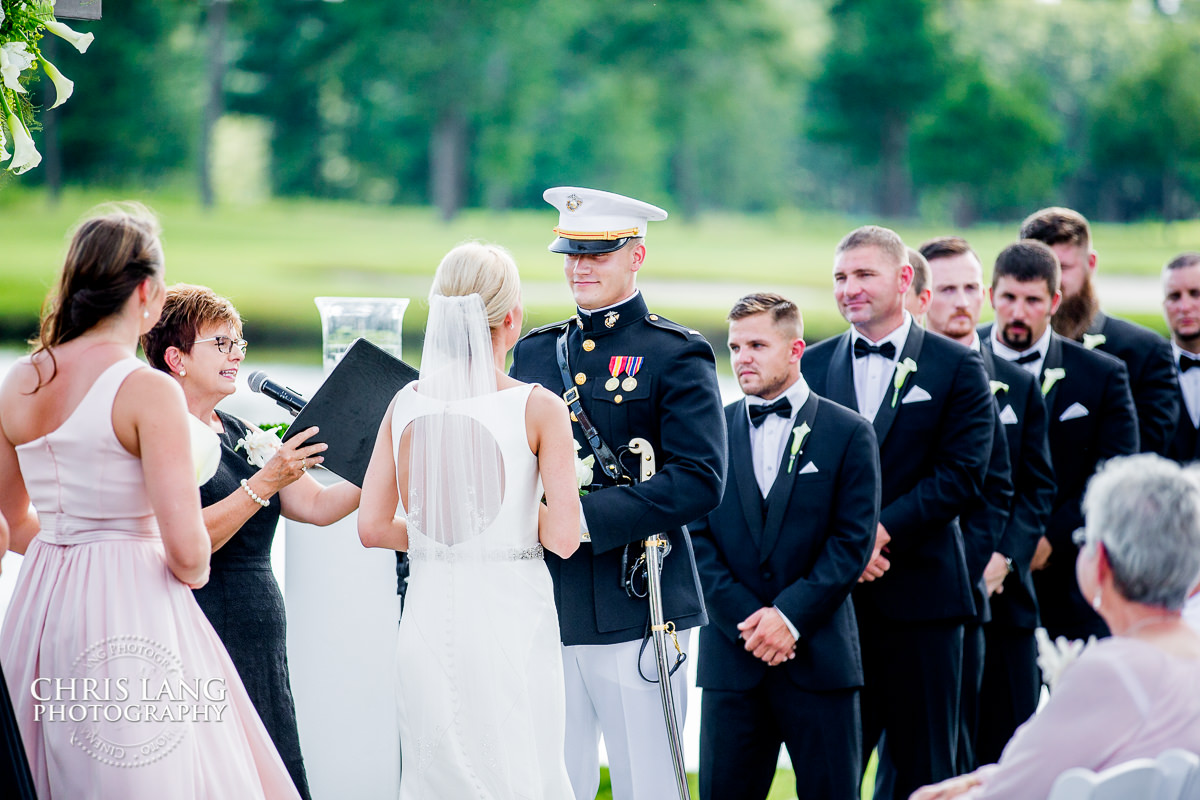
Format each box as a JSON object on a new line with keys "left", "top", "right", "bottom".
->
{"left": 286, "top": 486, "right": 402, "bottom": 799}
{"left": 288, "top": 298, "right": 409, "bottom": 799}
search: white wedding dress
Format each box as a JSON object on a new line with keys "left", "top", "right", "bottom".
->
{"left": 391, "top": 380, "right": 573, "bottom": 800}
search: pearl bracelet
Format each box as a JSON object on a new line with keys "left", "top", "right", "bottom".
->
{"left": 240, "top": 479, "right": 270, "bottom": 508}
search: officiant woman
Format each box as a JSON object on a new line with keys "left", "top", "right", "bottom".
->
{"left": 142, "top": 284, "right": 361, "bottom": 800}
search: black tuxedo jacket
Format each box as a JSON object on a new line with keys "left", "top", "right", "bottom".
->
{"left": 1167, "top": 370, "right": 1200, "bottom": 463}
{"left": 510, "top": 293, "right": 727, "bottom": 646}
{"left": 692, "top": 393, "right": 879, "bottom": 693}
{"left": 983, "top": 330, "right": 1138, "bottom": 637}
{"left": 976, "top": 343, "right": 1056, "bottom": 630}
{"left": 1082, "top": 311, "right": 1178, "bottom": 456}
{"left": 960, "top": 409, "right": 1013, "bottom": 625}
{"left": 801, "top": 324, "right": 994, "bottom": 622}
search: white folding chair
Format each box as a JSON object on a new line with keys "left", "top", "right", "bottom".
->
{"left": 1047, "top": 759, "right": 1164, "bottom": 800}
{"left": 1159, "top": 749, "right": 1200, "bottom": 800}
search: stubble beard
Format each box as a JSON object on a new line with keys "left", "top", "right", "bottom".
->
{"left": 1052, "top": 276, "right": 1100, "bottom": 341}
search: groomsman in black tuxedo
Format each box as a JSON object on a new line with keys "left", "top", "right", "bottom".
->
{"left": 1021, "top": 207, "right": 1178, "bottom": 455}
{"left": 919, "top": 236, "right": 1055, "bottom": 767}
{"left": 801, "top": 226, "right": 994, "bottom": 800}
{"left": 981, "top": 241, "right": 1138, "bottom": 642}
{"left": 692, "top": 293, "right": 879, "bottom": 800}
{"left": 1163, "top": 253, "right": 1200, "bottom": 464}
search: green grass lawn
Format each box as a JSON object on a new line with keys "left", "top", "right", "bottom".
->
{"left": 0, "top": 186, "right": 1184, "bottom": 352}
{"left": 596, "top": 766, "right": 802, "bottom": 799}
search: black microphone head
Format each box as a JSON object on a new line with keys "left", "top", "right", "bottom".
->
{"left": 247, "top": 370, "right": 270, "bottom": 394}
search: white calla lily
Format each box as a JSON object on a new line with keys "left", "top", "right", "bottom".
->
{"left": 1, "top": 41, "right": 36, "bottom": 93}
{"left": 5, "top": 111, "right": 41, "bottom": 174}
{"left": 38, "top": 56, "right": 73, "bottom": 108}
{"left": 0, "top": 122, "right": 9, "bottom": 162}
{"left": 43, "top": 19, "right": 95, "bottom": 54}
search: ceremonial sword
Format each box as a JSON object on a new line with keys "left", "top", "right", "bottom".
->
{"left": 627, "top": 437, "right": 691, "bottom": 800}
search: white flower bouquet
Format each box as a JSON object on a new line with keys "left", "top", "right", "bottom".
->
{"left": 1, "top": 1, "right": 94, "bottom": 174}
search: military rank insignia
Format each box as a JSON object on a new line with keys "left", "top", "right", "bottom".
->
{"left": 606, "top": 356, "right": 643, "bottom": 392}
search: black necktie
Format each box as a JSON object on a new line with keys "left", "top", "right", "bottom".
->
{"left": 748, "top": 397, "right": 792, "bottom": 428}
{"left": 1014, "top": 351, "right": 1040, "bottom": 365}
{"left": 1181, "top": 354, "right": 1200, "bottom": 373}
{"left": 853, "top": 338, "right": 896, "bottom": 360}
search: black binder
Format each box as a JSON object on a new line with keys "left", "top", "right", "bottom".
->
{"left": 282, "top": 338, "right": 419, "bottom": 487}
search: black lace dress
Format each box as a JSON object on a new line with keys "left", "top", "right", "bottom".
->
{"left": 196, "top": 411, "right": 311, "bottom": 800}
{"left": 0, "top": 659, "right": 36, "bottom": 800}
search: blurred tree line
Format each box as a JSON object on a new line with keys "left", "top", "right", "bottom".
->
{"left": 17, "top": 0, "right": 1200, "bottom": 224}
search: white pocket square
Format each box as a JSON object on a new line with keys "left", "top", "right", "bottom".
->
{"left": 998, "top": 404, "right": 1018, "bottom": 425}
{"left": 797, "top": 461, "right": 819, "bottom": 475}
{"left": 1059, "top": 402, "right": 1089, "bottom": 421}
{"left": 901, "top": 385, "right": 932, "bottom": 404}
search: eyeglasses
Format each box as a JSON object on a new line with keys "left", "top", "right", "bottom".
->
{"left": 193, "top": 335, "right": 248, "bottom": 355}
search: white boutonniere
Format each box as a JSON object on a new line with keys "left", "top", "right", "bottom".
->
{"left": 787, "top": 422, "right": 812, "bottom": 473}
{"left": 1041, "top": 367, "right": 1066, "bottom": 397}
{"left": 989, "top": 380, "right": 1009, "bottom": 395}
{"left": 188, "top": 415, "right": 221, "bottom": 486}
{"left": 573, "top": 441, "right": 595, "bottom": 495}
{"left": 1081, "top": 333, "right": 1106, "bottom": 351}
{"left": 891, "top": 357, "right": 918, "bottom": 408}
{"left": 236, "top": 426, "right": 283, "bottom": 468}
{"left": 1034, "top": 627, "right": 1096, "bottom": 692}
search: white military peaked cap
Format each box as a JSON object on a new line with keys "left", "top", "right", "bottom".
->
{"left": 543, "top": 186, "right": 669, "bottom": 254}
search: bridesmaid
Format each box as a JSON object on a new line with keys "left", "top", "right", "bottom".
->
{"left": 0, "top": 514, "right": 36, "bottom": 800}
{"left": 142, "top": 284, "right": 360, "bottom": 800}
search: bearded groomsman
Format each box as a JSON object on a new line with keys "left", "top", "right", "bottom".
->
{"left": 981, "top": 241, "right": 1138, "bottom": 642}
{"left": 1162, "top": 253, "right": 1200, "bottom": 464}
{"left": 510, "top": 187, "right": 726, "bottom": 800}
{"left": 692, "top": 293, "right": 879, "bottom": 800}
{"left": 801, "top": 226, "right": 994, "bottom": 800}
{"left": 1021, "top": 207, "right": 1178, "bottom": 455}
{"left": 919, "top": 236, "right": 1055, "bottom": 766}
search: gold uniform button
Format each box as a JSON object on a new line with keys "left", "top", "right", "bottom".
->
{"left": 574, "top": 372, "right": 587, "bottom": 386}
{"left": 583, "top": 339, "right": 596, "bottom": 352}
{"left": 649, "top": 314, "right": 659, "bottom": 321}
{"left": 614, "top": 394, "right": 623, "bottom": 404}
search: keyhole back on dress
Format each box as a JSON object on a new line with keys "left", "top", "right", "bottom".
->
{"left": 403, "top": 412, "right": 507, "bottom": 547}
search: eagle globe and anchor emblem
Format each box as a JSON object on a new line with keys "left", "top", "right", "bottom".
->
{"left": 566, "top": 194, "right": 583, "bottom": 211}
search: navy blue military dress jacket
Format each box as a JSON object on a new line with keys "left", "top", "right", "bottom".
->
{"left": 510, "top": 292, "right": 727, "bottom": 646}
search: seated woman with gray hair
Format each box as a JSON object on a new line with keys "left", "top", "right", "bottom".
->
{"left": 912, "top": 453, "right": 1200, "bottom": 800}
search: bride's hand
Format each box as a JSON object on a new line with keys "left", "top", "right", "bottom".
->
{"left": 255, "top": 426, "right": 327, "bottom": 497}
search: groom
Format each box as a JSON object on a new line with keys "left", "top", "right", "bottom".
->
{"left": 510, "top": 187, "right": 727, "bottom": 800}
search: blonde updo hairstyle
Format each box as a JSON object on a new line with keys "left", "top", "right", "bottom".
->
{"left": 430, "top": 242, "right": 521, "bottom": 330}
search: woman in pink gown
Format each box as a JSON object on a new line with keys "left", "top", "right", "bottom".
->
{"left": 912, "top": 454, "right": 1200, "bottom": 800}
{"left": 0, "top": 205, "right": 301, "bottom": 799}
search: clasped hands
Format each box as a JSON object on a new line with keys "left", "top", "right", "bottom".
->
{"left": 859, "top": 523, "right": 891, "bottom": 583}
{"left": 737, "top": 607, "right": 795, "bottom": 667}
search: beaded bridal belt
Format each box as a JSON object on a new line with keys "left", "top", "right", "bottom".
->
{"left": 408, "top": 544, "right": 545, "bottom": 563}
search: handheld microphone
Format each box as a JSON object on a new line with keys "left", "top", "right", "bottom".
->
{"left": 246, "top": 371, "right": 308, "bottom": 417}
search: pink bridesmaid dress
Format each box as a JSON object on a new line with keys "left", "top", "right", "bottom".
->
{"left": 0, "top": 358, "right": 300, "bottom": 799}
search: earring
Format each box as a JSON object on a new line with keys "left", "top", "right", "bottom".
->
{"left": 179, "top": 370, "right": 187, "bottom": 377}
{"left": 143, "top": 309, "right": 150, "bottom": 319}
{"left": 508, "top": 321, "right": 514, "bottom": 329}
{"left": 1092, "top": 587, "right": 1102, "bottom": 611}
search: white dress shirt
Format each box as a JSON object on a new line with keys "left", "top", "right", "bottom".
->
{"left": 745, "top": 375, "right": 811, "bottom": 497}
{"left": 1173, "top": 342, "right": 1200, "bottom": 428}
{"left": 744, "top": 374, "right": 811, "bottom": 642}
{"left": 991, "top": 325, "right": 1052, "bottom": 377}
{"left": 851, "top": 313, "right": 912, "bottom": 422}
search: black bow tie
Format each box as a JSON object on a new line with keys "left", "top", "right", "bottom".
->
{"left": 853, "top": 339, "right": 896, "bottom": 360}
{"left": 1014, "top": 351, "right": 1041, "bottom": 365}
{"left": 1181, "top": 354, "right": 1200, "bottom": 373}
{"left": 748, "top": 397, "right": 792, "bottom": 427}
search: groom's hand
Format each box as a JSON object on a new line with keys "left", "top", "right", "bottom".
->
{"left": 737, "top": 608, "right": 795, "bottom": 666}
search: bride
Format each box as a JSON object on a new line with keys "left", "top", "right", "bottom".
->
{"left": 358, "top": 242, "right": 579, "bottom": 799}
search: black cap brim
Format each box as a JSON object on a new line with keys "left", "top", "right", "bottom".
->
{"left": 548, "top": 236, "right": 632, "bottom": 255}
